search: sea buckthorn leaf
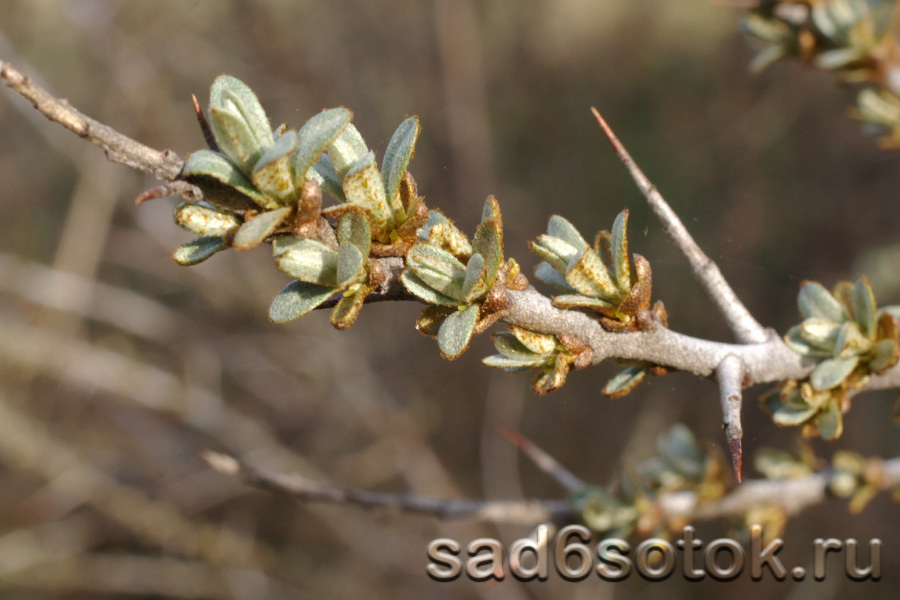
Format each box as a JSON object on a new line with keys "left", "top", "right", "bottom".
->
{"left": 210, "top": 75, "right": 274, "bottom": 153}
{"left": 382, "top": 116, "right": 419, "bottom": 223}
{"left": 461, "top": 252, "right": 486, "bottom": 302}
{"left": 174, "top": 202, "right": 242, "bottom": 237}
{"left": 336, "top": 209, "right": 371, "bottom": 257}
{"left": 330, "top": 286, "right": 368, "bottom": 329}
{"left": 534, "top": 262, "right": 574, "bottom": 292}
{"left": 488, "top": 332, "right": 547, "bottom": 363}
{"left": 181, "top": 149, "right": 274, "bottom": 209}
{"left": 173, "top": 236, "right": 228, "bottom": 266}
{"left": 565, "top": 246, "right": 616, "bottom": 299}
{"left": 610, "top": 210, "right": 631, "bottom": 291}
{"left": 252, "top": 129, "right": 297, "bottom": 203}
{"left": 552, "top": 294, "right": 615, "bottom": 312}
{"left": 852, "top": 276, "right": 877, "bottom": 339}
{"left": 405, "top": 244, "right": 467, "bottom": 300}
{"left": 797, "top": 280, "right": 847, "bottom": 322}
{"left": 327, "top": 122, "right": 369, "bottom": 179}
{"left": 870, "top": 338, "right": 900, "bottom": 373}
{"left": 762, "top": 389, "right": 818, "bottom": 426}
{"left": 401, "top": 271, "right": 460, "bottom": 307}
{"left": 546, "top": 215, "right": 588, "bottom": 249}
{"left": 437, "top": 304, "right": 480, "bottom": 359}
{"left": 343, "top": 153, "right": 392, "bottom": 237}
{"left": 510, "top": 326, "right": 557, "bottom": 354}
{"left": 530, "top": 235, "right": 580, "bottom": 274}
{"left": 810, "top": 356, "right": 859, "bottom": 391}
{"left": 833, "top": 321, "right": 872, "bottom": 358}
{"left": 294, "top": 108, "right": 352, "bottom": 186}
{"left": 232, "top": 206, "right": 292, "bottom": 251}
{"left": 268, "top": 280, "right": 336, "bottom": 323}
{"left": 310, "top": 154, "right": 346, "bottom": 202}
{"left": 482, "top": 354, "right": 542, "bottom": 369}
{"left": 815, "top": 399, "right": 843, "bottom": 440}
{"left": 472, "top": 218, "right": 502, "bottom": 285}
{"left": 276, "top": 239, "right": 339, "bottom": 285}
{"left": 603, "top": 365, "right": 648, "bottom": 398}
{"left": 336, "top": 242, "right": 365, "bottom": 287}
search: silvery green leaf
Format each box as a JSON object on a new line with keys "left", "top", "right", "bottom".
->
{"left": 852, "top": 277, "right": 876, "bottom": 339}
{"left": 552, "top": 294, "right": 616, "bottom": 312}
{"left": 472, "top": 218, "right": 502, "bottom": 286}
{"left": 330, "top": 286, "right": 367, "bottom": 329}
{"left": 343, "top": 152, "right": 393, "bottom": 237}
{"left": 327, "top": 122, "right": 369, "bottom": 179}
{"left": 799, "top": 318, "right": 842, "bottom": 351}
{"left": 783, "top": 325, "right": 833, "bottom": 357}
{"left": 294, "top": 108, "right": 352, "bottom": 185}
{"left": 833, "top": 321, "right": 872, "bottom": 358}
{"left": 173, "top": 236, "right": 228, "bottom": 265}
{"left": 174, "top": 202, "right": 242, "bottom": 237}
{"left": 530, "top": 235, "right": 579, "bottom": 274}
{"left": 491, "top": 331, "right": 546, "bottom": 362}
{"left": 310, "top": 154, "right": 346, "bottom": 202}
{"left": 181, "top": 149, "right": 274, "bottom": 209}
{"left": 426, "top": 219, "right": 472, "bottom": 258}
{"left": 565, "top": 246, "right": 617, "bottom": 300}
{"left": 810, "top": 356, "right": 859, "bottom": 391}
{"left": 482, "top": 355, "right": 543, "bottom": 370}
{"left": 438, "top": 304, "right": 480, "bottom": 359}
{"left": 405, "top": 244, "right": 467, "bottom": 300}
{"left": 741, "top": 13, "right": 791, "bottom": 43}
{"left": 656, "top": 424, "right": 704, "bottom": 480}
{"left": 268, "top": 280, "right": 336, "bottom": 323}
{"left": 210, "top": 75, "right": 274, "bottom": 151}
{"left": 252, "top": 129, "right": 297, "bottom": 203}
{"left": 461, "top": 252, "right": 486, "bottom": 302}
{"left": 510, "top": 326, "right": 558, "bottom": 354}
{"left": 798, "top": 281, "right": 847, "bottom": 322}
{"left": 272, "top": 234, "right": 306, "bottom": 257}
{"left": 381, "top": 116, "right": 419, "bottom": 223}
{"left": 856, "top": 89, "right": 900, "bottom": 127}
{"left": 336, "top": 210, "right": 371, "bottom": 257}
{"left": 232, "top": 206, "right": 291, "bottom": 251}
{"left": 870, "top": 338, "right": 900, "bottom": 373}
{"left": 547, "top": 215, "right": 588, "bottom": 249}
{"left": 419, "top": 209, "right": 448, "bottom": 240}
{"left": 336, "top": 242, "right": 365, "bottom": 287}
{"left": 534, "top": 262, "right": 574, "bottom": 292}
{"left": 610, "top": 210, "right": 631, "bottom": 291}
{"left": 813, "top": 48, "right": 864, "bottom": 70}
{"left": 400, "top": 271, "right": 460, "bottom": 306}
{"left": 764, "top": 394, "right": 818, "bottom": 426}
{"left": 276, "top": 239, "right": 339, "bottom": 285}
{"left": 810, "top": 2, "right": 839, "bottom": 39}
{"left": 603, "top": 365, "right": 648, "bottom": 398}
{"left": 816, "top": 399, "right": 843, "bottom": 440}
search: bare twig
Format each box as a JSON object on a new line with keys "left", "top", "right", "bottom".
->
{"left": 204, "top": 449, "right": 900, "bottom": 526}
{"left": 498, "top": 426, "right": 586, "bottom": 493}
{"left": 0, "top": 60, "right": 183, "bottom": 181}
{"left": 591, "top": 108, "right": 770, "bottom": 345}
{"left": 716, "top": 354, "right": 747, "bottom": 482}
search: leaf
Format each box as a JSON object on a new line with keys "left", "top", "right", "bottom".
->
{"left": 783, "top": 324, "right": 834, "bottom": 357}
{"left": 275, "top": 239, "right": 339, "bottom": 285}
{"left": 546, "top": 215, "right": 588, "bottom": 249}
{"left": 832, "top": 321, "right": 872, "bottom": 358}
{"left": 610, "top": 210, "right": 631, "bottom": 292}
{"left": 251, "top": 129, "right": 297, "bottom": 203}
{"left": 342, "top": 153, "right": 393, "bottom": 238}
{"left": 310, "top": 154, "right": 346, "bottom": 202}
{"left": 870, "top": 338, "right": 900, "bottom": 373}
{"left": 174, "top": 202, "right": 242, "bottom": 237}
{"left": 404, "top": 244, "right": 467, "bottom": 300}
{"left": 482, "top": 354, "right": 543, "bottom": 370}
{"left": 472, "top": 217, "right": 502, "bottom": 286}
{"left": 210, "top": 75, "right": 274, "bottom": 152}
{"left": 510, "top": 326, "right": 558, "bottom": 354}
{"left": 552, "top": 294, "right": 616, "bottom": 313}
{"left": 761, "top": 386, "right": 817, "bottom": 425}
{"left": 232, "top": 206, "right": 291, "bottom": 251}
{"left": 327, "top": 122, "right": 369, "bottom": 179}
{"left": 173, "top": 236, "right": 228, "bottom": 265}
{"left": 268, "top": 280, "right": 336, "bottom": 323}
{"left": 564, "top": 246, "right": 617, "bottom": 300}
{"left": 336, "top": 242, "right": 365, "bottom": 287}
{"left": 656, "top": 424, "right": 705, "bottom": 479}
{"left": 208, "top": 76, "right": 274, "bottom": 173}
{"left": 810, "top": 356, "right": 859, "bottom": 391}
{"left": 529, "top": 235, "right": 580, "bottom": 274}
{"left": 815, "top": 399, "right": 844, "bottom": 440}
{"left": 336, "top": 209, "right": 371, "bottom": 257}
{"left": 852, "top": 276, "right": 877, "bottom": 339}
{"left": 400, "top": 271, "right": 461, "bottom": 307}
{"left": 489, "top": 332, "right": 549, "bottom": 363}
{"left": 603, "top": 365, "right": 648, "bottom": 398}
{"left": 461, "top": 252, "right": 486, "bottom": 302}
{"left": 293, "top": 107, "right": 352, "bottom": 185}
{"left": 180, "top": 149, "right": 274, "bottom": 210}
{"left": 798, "top": 281, "right": 847, "bottom": 322}
{"left": 330, "top": 286, "right": 368, "bottom": 329}
{"left": 533, "top": 354, "right": 570, "bottom": 394}
{"left": 534, "top": 262, "right": 574, "bottom": 292}
{"left": 381, "top": 116, "right": 419, "bottom": 223}
{"left": 437, "top": 304, "right": 480, "bottom": 359}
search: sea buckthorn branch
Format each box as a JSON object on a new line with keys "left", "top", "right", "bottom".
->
{"left": 3, "top": 58, "right": 899, "bottom": 486}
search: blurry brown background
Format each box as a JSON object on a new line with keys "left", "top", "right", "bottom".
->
{"left": 1, "top": 1, "right": 898, "bottom": 598}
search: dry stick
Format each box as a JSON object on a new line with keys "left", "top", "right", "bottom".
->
{"left": 591, "top": 108, "right": 769, "bottom": 346}
{"left": 203, "top": 449, "right": 900, "bottom": 527}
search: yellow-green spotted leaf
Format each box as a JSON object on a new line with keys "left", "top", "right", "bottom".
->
{"left": 181, "top": 149, "right": 274, "bottom": 210}
{"left": 810, "top": 356, "right": 859, "bottom": 391}
{"left": 276, "top": 239, "right": 339, "bottom": 285}
{"left": 343, "top": 153, "right": 392, "bottom": 238}
{"left": 330, "top": 286, "right": 368, "bottom": 329}
{"left": 400, "top": 271, "right": 461, "bottom": 307}
{"left": 327, "top": 122, "right": 369, "bottom": 179}
{"left": 336, "top": 209, "right": 371, "bottom": 257}
{"left": 437, "top": 304, "right": 480, "bottom": 359}
{"left": 610, "top": 210, "right": 631, "bottom": 292}
{"left": 294, "top": 107, "right": 352, "bottom": 185}
{"left": 603, "top": 365, "right": 648, "bottom": 398}
{"left": 382, "top": 116, "right": 419, "bottom": 223}
{"left": 252, "top": 130, "right": 297, "bottom": 203}
{"left": 565, "top": 246, "right": 617, "bottom": 299}
{"left": 547, "top": 215, "right": 587, "bottom": 249}
{"left": 798, "top": 281, "right": 847, "bottom": 322}
{"left": 174, "top": 202, "right": 242, "bottom": 237}
{"left": 336, "top": 242, "right": 365, "bottom": 287}
{"left": 232, "top": 206, "right": 291, "bottom": 251}
{"left": 815, "top": 399, "right": 844, "bottom": 440}
{"left": 268, "top": 280, "right": 336, "bottom": 323}
{"left": 405, "top": 244, "right": 467, "bottom": 300}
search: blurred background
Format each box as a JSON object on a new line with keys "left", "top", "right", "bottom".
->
{"left": 0, "top": 0, "right": 898, "bottom": 598}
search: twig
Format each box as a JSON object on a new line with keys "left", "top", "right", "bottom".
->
{"left": 591, "top": 108, "right": 770, "bottom": 345}
{"left": 716, "top": 354, "right": 747, "bottom": 482}
{"left": 497, "top": 426, "right": 586, "bottom": 493}
{"left": 0, "top": 60, "right": 183, "bottom": 181}
{"left": 204, "top": 449, "right": 900, "bottom": 526}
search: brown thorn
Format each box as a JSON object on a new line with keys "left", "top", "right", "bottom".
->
{"left": 192, "top": 93, "right": 219, "bottom": 151}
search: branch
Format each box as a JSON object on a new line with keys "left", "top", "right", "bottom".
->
{"left": 203, "top": 449, "right": 900, "bottom": 528}
{"left": 0, "top": 60, "right": 184, "bottom": 182}
{"left": 591, "top": 108, "right": 769, "bottom": 345}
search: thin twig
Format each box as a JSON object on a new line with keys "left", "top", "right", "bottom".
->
{"left": 0, "top": 60, "right": 183, "bottom": 181}
{"left": 716, "top": 354, "right": 747, "bottom": 482}
{"left": 498, "top": 426, "right": 586, "bottom": 493}
{"left": 591, "top": 108, "right": 770, "bottom": 345}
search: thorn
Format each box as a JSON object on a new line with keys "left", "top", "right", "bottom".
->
{"left": 134, "top": 180, "right": 199, "bottom": 205}
{"left": 716, "top": 354, "right": 746, "bottom": 483}
{"left": 590, "top": 107, "right": 655, "bottom": 198}
{"left": 192, "top": 93, "right": 219, "bottom": 151}
{"left": 724, "top": 419, "right": 744, "bottom": 483}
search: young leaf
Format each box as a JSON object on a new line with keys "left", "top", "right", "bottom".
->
{"left": 276, "top": 239, "right": 339, "bottom": 285}
{"left": 174, "top": 202, "right": 242, "bottom": 237}
{"left": 404, "top": 244, "right": 467, "bottom": 300}
{"left": 400, "top": 271, "right": 460, "bottom": 307}
{"left": 852, "top": 276, "right": 876, "bottom": 339}
{"left": 797, "top": 281, "right": 847, "bottom": 322}
{"left": 173, "top": 236, "right": 228, "bottom": 265}
{"left": 310, "top": 154, "right": 346, "bottom": 202}
{"left": 547, "top": 215, "right": 588, "bottom": 249}
{"left": 294, "top": 108, "right": 352, "bottom": 185}
{"left": 381, "top": 116, "right": 419, "bottom": 223}
{"left": 810, "top": 356, "right": 859, "bottom": 391}
{"left": 565, "top": 246, "right": 617, "bottom": 299}
{"left": 336, "top": 242, "right": 365, "bottom": 287}
{"left": 603, "top": 365, "right": 647, "bottom": 398}
{"left": 327, "top": 122, "right": 369, "bottom": 179}
{"left": 232, "top": 206, "right": 292, "bottom": 251}
{"left": 336, "top": 209, "right": 371, "bottom": 257}
{"left": 209, "top": 75, "right": 274, "bottom": 153}
{"left": 268, "top": 280, "right": 336, "bottom": 323}
{"left": 437, "top": 304, "right": 480, "bottom": 359}
{"left": 330, "top": 286, "right": 368, "bottom": 329}
{"left": 610, "top": 210, "right": 631, "bottom": 291}
{"left": 461, "top": 252, "right": 486, "bottom": 302}
{"left": 181, "top": 149, "right": 274, "bottom": 210}
{"left": 252, "top": 129, "right": 297, "bottom": 203}
{"left": 342, "top": 153, "right": 393, "bottom": 238}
